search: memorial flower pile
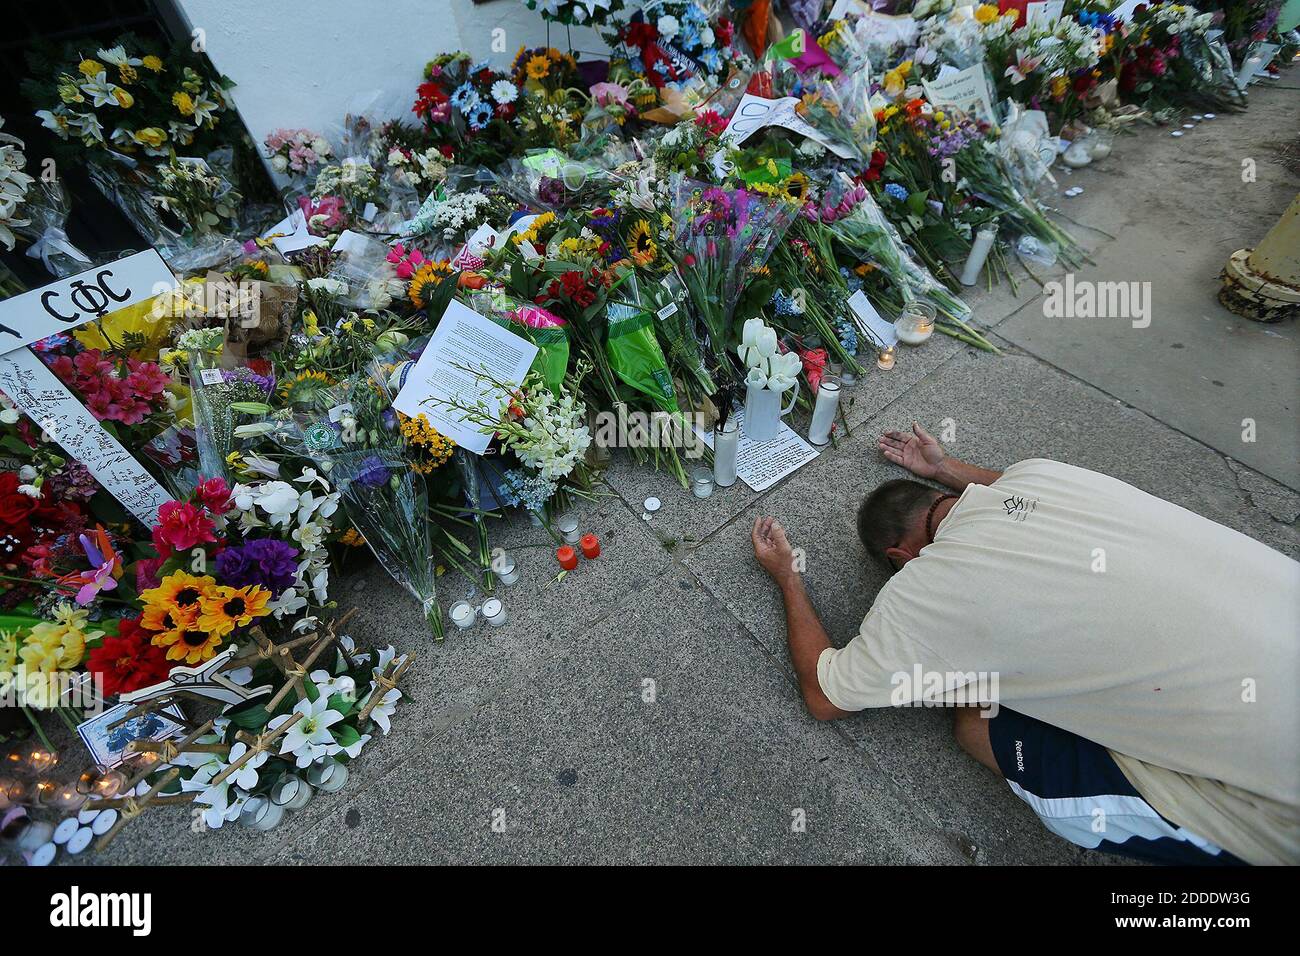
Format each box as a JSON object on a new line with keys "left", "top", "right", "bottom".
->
{"left": 0, "top": 0, "right": 1290, "bottom": 831}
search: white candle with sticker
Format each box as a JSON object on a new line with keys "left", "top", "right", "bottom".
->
{"left": 808, "top": 379, "right": 840, "bottom": 446}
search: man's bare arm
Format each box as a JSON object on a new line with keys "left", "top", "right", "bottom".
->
{"left": 752, "top": 517, "right": 850, "bottom": 721}
{"left": 878, "top": 422, "right": 1002, "bottom": 491}
{"left": 778, "top": 574, "right": 851, "bottom": 721}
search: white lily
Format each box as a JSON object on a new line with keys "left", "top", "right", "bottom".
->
{"left": 365, "top": 686, "right": 402, "bottom": 735}
{"left": 271, "top": 696, "right": 345, "bottom": 769}
{"left": 224, "top": 741, "right": 268, "bottom": 791}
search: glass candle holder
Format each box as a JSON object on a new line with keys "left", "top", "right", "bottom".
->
{"left": 307, "top": 758, "right": 349, "bottom": 794}
{"left": 876, "top": 347, "right": 896, "bottom": 371}
{"left": 494, "top": 552, "right": 520, "bottom": 585}
{"left": 49, "top": 783, "right": 87, "bottom": 812}
{"left": 271, "top": 774, "right": 313, "bottom": 811}
{"left": 895, "top": 303, "right": 936, "bottom": 345}
{"left": 449, "top": 600, "right": 477, "bottom": 630}
{"left": 22, "top": 744, "right": 58, "bottom": 773}
{"left": 481, "top": 598, "right": 508, "bottom": 627}
{"left": 558, "top": 516, "right": 581, "bottom": 544}
{"left": 691, "top": 466, "right": 715, "bottom": 499}
{"left": 239, "top": 795, "right": 284, "bottom": 831}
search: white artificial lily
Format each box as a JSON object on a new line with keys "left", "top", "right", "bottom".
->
{"left": 310, "top": 669, "right": 356, "bottom": 703}
{"left": 224, "top": 741, "right": 268, "bottom": 791}
{"left": 338, "top": 732, "right": 372, "bottom": 759}
{"left": 268, "top": 587, "right": 307, "bottom": 620}
{"left": 365, "top": 686, "right": 403, "bottom": 736}
{"left": 737, "top": 317, "right": 778, "bottom": 368}
{"left": 271, "top": 696, "right": 345, "bottom": 769}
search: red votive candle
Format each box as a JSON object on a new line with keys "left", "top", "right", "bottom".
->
{"left": 556, "top": 545, "right": 578, "bottom": 570}
{"left": 580, "top": 533, "right": 600, "bottom": 559}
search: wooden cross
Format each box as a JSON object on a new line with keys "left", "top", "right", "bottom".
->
{"left": 356, "top": 652, "right": 416, "bottom": 726}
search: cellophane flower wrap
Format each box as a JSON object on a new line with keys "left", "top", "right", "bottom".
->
{"left": 671, "top": 176, "right": 795, "bottom": 374}
{"left": 187, "top": 344, "right": 277, "bottom": 482}
{"left": 266, "top": 370, "right": 444, "bottom": 641}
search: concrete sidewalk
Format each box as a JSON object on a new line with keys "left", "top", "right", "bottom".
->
{"left": 90, "top": 84, "right": 1299, "bottom": 866}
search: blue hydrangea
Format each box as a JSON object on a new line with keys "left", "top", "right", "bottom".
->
{"left": 884, "top": 183, "right": 909, "bottom": 202}
{"left": 498, "top": 469, "right": 557, "bottom": 513}
{"left": 834, "top": 315, "right": 858, "bottom": 354}
{"left": 771, "top": 289, "right": 803, "bottom": 317}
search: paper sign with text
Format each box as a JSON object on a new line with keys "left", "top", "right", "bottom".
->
{"left": 0, "top": 249, "right": 175, "bottom": 353}
{"left": 392, "top": 300, "right": 539, "bottom": 455}
{"left": 848, "top": 290, "right": 898, "bottom": 348}
{"left": 0, "top": 349, "right": 172, "bottom": 523}
{"left": 720, "top": 94, "right": 857, "bottom": 159}
{"left": 922, "top": 65, "right": 997, "bottom": 126}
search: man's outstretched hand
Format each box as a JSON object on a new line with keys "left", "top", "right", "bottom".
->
{"left": 752, "top": 516, "right": 798, "bottom": 589}
{"left": 878, "top": 422, "right": 946, "bottom": 479}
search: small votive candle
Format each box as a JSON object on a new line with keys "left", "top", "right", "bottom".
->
{"left": 481, "top": 597, "right": 508, "bottom": 627}
{"left": 494, "top": 552, "right": 520, "bottom": 585}
{"left": 556, "top": 546, "right": 578, "bottom": 571}
{"left": 895, "top": 303, "right": 936, "bottom": 345}
{"left": 691, "top": 466, "right": 715, "bottom": 499}
{"left": 580, "top": 534, "right": 601, "bottom": 560}
{"left": 449, "top": 600, "right": 477, "bottom": 629}
{"left": 53, "top": 817, "right": 80, "bottom": 845}
{"left": 271, "top": 774, "right": 312, "bottom": 811}
{"left": 239, "top": 795, "right": 284, "bottom": 831}
{"left": 15, "top": 818, "right": 55, "bottom": 851}
{"left": 558, "top": 516, "right": 581, "bottom": 544}
{"left": 49, "top": 784, "right": 86, "bottom": 812}
{"left": 24, "top": 841, "right": 57, "bottom": 866}
{"left": 65, "top": 826, "right": 94, "bottom": 855}
{"left": 307, "top": 758, "right": 349, "bottom": 794}
{"left": 877, "top": 347, "right": 896, "bottom": 371}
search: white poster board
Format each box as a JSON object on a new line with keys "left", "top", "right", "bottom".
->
{"left": 0, "top": 249, "right": 175, "bottom": 352}
{"left": 392, "top": 300, "right": 538, "bottom": 455}
{"left": 713, "top": 93, "right": 858, "bottom": 176}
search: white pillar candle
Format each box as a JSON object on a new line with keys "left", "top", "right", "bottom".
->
{"left": 449, "top": 600, "right": 477, "bottom": 629}
{"left": 960, "top": 227, "right": 998, "bottom": 287}
{"left": 808, "top": 379, "right": 841, "bottom": 446}
{"left": 558, "top": 516, "right": 581, "bottom": 544}
{"left": 712, "top": 418, "right": 739, "bottom": 488}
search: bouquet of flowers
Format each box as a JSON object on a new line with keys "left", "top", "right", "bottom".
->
{"left": 671, "top": 177, "right": 796, "bottom": 375}
{"left": 0, "top": 117, "right": 34, "bottom": 254}
{"left": 264, "top": 128, "right": 333, "bottom": 180}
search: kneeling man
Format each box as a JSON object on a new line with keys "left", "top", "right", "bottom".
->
{"left": 752, "top": 423, "right": 1298, "bottom": 865}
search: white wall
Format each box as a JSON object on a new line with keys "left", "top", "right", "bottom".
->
{"left": 174, "top": 0, "right": 604, "bottom": 149}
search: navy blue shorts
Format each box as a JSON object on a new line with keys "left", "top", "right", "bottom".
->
{"left": 987, "top": 707, "right": 1246, "bottom": 866}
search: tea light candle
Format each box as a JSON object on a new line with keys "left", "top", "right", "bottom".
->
{"left": 558, "top": 516, "right": 581, "bottom": 544}
{"left": 49, "top": 784, "right": 86, "bottom": 812}
{"left": 6, "top": 779, "right": 32, "bottom": 806}
{"left": 556, "top": 546, "right": 578, "bottom": 571}
{"left": 895, "top": 303, "right": 936, "bottom": 344}
{"left": 53, "top": 817, "right": 80, "bottom": 845}
{"left": 239, "top": 795, "right": 284, "bottom": 831}
{"left": 24, "top": 746, "right": 57, "bottom": 772}
{"left": 449, "top": 600, "right": 477, "bottom": 629}
{"left": 691, "top": 466, "right": 715, "bottom": 499}
{"left": 876, "top": 347, "right": 896, "bottom": 371}
{"left": 271, "top": 774, "right": 312, "bottom": 811}
{"left": 1203, "top": 113, "right": 1216, "bottom": 120}
{"left": 65, "top": 826, "right": 94, "bottom": 855}
{"left": 580, "top": 534, "right": 601, "bottom": 560}
{"left": 24, "top": 841, "right": 57, "bottom": 866}
{"left": 494, "top": 552, "right": 520, "bottom": 585}
{"left": 90, "top": 808, "right": 117, "bottom": 836}
{"left": 307, "top": 758, "right": 349, "bottom": 794}
{"left": 481, "top": 598, "right": 508, "bottom": 627}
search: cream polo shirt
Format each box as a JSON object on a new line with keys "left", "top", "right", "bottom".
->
{"left": 817, "top": 459, "right": 1299, "bottom": 864}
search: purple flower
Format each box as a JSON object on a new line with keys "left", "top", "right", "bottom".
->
{"left": 355, "top": 455, "right": 390, "bottom": 489}
{"left": 216, "top": 538, "right": 300, "bottom": 596}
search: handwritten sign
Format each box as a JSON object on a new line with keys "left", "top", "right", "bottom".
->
{"left": 1026, "top": 1, "right": 1064, "bottom": 27}
{"left": 922, "top": 65, "right": 997, "bottom": 126}
{"left": 848, "top": 290, "right": 898, "bottom": 348}
{"left": 0, "top": 249, "right": 175, "bottom": 352}
{"left": 0, "top": 349, "right": 172, "bottom": 523}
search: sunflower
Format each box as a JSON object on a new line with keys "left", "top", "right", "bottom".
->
{"left": 140, "top": 602, "right": 198, "bottom": 634}
{"left": 628, "top": 220, "right": 658, "bottom": 267}
{"left": 279, "top": 369, "right": 335, "bottom": 405}
{"left": 526, "top": 55, "right": 550, "bottom": 80}
{"left": 782, "top": 172, "right": 811, "bottom": 204}
{"left": 408, "top": 260, "right": 453, "bottom": 308}
{"left": 152, "top": 622, "right": 224, "bottom": 664}
{"left": 141, "top": 571, "right": 215, "bottom": 616}
{"left": 196, "top": 585, "right": 272, "bottom": 638}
